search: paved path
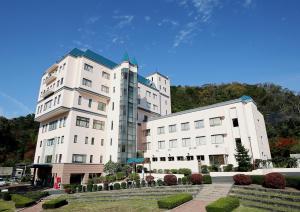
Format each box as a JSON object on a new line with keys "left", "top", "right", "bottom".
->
{"left": 171, "top": 183, "right": 233, "bottom": 212}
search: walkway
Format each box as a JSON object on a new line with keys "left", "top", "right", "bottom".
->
{"left": 171, "top": 183, "right": 233, "bottom": 212}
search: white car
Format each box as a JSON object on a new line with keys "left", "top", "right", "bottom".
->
{"left": 0, "top": 178, "right": 7, "bottom": 186}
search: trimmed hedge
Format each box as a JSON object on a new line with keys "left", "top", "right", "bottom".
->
{"left": 164, "top": 174, "right": 177, "bottom": 186}
{"left": 182, "top": 177, "right": 187, "bottom": 185}
{"left": 113, "top": 183, "right": 121, "bottom": 190}
{"left": 206, "top": 197, "right": 240, "bottom": 212}
{"left": 121, "top": 182, "right": 127, "bottom": 189}
{"left": 286, "top": 176, "right": 300, "bottom": 190}
{"left": 203, "top": 175, "right": 212, "bottom": 184}
{"left": 178, "top": 168, "right": 192, "bottom": 176}
{"left": 23, "top": 191, "right": 49, "bottom": 201}
{"left": 0, "top": 200, "right": 12, "bottom": 211}
{"left": 11, "top": 194, "right": 35, "bottom": 208}
{"left": 263, "top": 172, "right": 285, "bottom": 189}
{"left": 250, "top": 175, "right": 264, "bottom": 185}
{"left": 42, "top": 198, "right": 68, "bottom": 209}
{"left": 1, "top": 192, "right": 11, "bottom": 201}
{"left": 157, "top": 193, "right": 193, "bottom": 209}
{"left": 233, "top": 174, "right": 252, "bottom": 185}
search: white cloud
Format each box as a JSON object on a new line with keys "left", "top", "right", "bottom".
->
{"left": 86, "top": 16, "right": 100, "bottom": 24}
{"left": 158, "top": 18, "right": 179, "bottom": 27}
{"left": 173, "top": 21, "right": 197, "bottom": 47}
{"left": 72, "top": 40, "right": 91, "bottom": 50}
{"left": 0, "top": 91, "right": 32, "bottom": 114}
{"left": 113, "top": 15, "right": 134, "bottom": 28}
{"left": 243, "top": 0, "right": 253, "bottom": 8}
{"left": 145, "top": 16, "right": 151, "bottom": 21}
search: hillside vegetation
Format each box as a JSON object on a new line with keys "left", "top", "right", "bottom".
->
{"left": 0, "top": 83, "right": 299, "bottom": 166}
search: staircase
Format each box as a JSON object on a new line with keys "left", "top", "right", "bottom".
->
{"left": 195, "top": 183, "right": 233, "bottom": 202}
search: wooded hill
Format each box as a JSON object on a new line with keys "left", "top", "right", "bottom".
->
{"left": 0, "top": 83, "right": 299, "bottom": 166}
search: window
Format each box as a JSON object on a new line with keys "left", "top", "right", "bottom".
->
{"left": 153, "top": 104, "right": 158, "bottom": 110}
{"left": 61, "top": 136, "right": 64, "bottom": 143}
{"left": 57, "top": 137, "right": 60, "bottom": 144}
{"left": 114, "top": 73, "right": 116, "bottom": 79}
{"left": 235, "top": 138, "right": 241, "bottom": 146}
{"left": 157, "top": 126, "right": 165, "bottom": 135}
{"left": 82, "top": 78, "right": 92, "bottom": 87}
{"left": 78, "top": 96, "right": 82, "bottom": 105}
{"left": 112, "top": 102, "right": 114, "bottom": 111}
{"left": 168, "top": 156, "right": 175, "bottom": 161}
{"left": 147, "top": 102, "right": 151, "bottom": 108}
{"left": 91, "top": 137, "right": 95, "bottom": 145}
{"left": 144, "top": 129, "right": 151, "bottom": 136}
{"left": 84, "top": 63, "right": 93, "bottom": 72}
{"left": 232, "top": 118, "right": 239, "bottom": 127}
{"left": 177, "top": 156, "right": 184, "bottom": 161}
{"left": 101, "top": 139, "right": 104, "bottom": 146}
{"left": 194, "top": 120, "right": 204, "bottom": 129}
{"left": 158, "top": 140, "right": 165, "bottom": 149}
{"left": 160, "top": 157, "right": 166, "bottom": 161}
{"left": 101, "top": 85, "right": 109, "bottom": 93}
{"left": 45, "top": 155, "right": 52, "bottom": 163}
{"left": 211, "top": 134, "right": 225, "bottom": 144}
{"left": 76, "top": 116, "right": 89, "bottom": 128}
{"left": 111, "top": 121, "right": 113, "bottom": 130}
{"left": 87, "top": 99, "right": 92, "bottom": 108}
{"left": 90, "top": 155, "right": 93, "bottom": 163}
{"left": 187, "top": 156, "right": 194, "bottom": 161}
{"left": 37, "top": 156, "right": 40, "bottom": 163}
{"left": 146, "top": 142, "right": 151, "bottom": 150}
{"left": 98, "top": 102, "right": 106, "bottom": 111}
{"left": 44, "top": 100, "right": 52, "bottom": 111}
{"left": 146, "top": 91, "right": 151, "bottom": 97}
{"left": 63, "top": 117, "right": 66, "bottom": 127}
{"left": 209, "top": 117, "right": 222, "bottom": 127}
{"left": 102, "top": 72, "right": 110, "bottom": 79}
{"left": 152, "top": 157, "right": 158, "bottom": 162}
{"left": 169, "top": 139, "right": 177, "bottom": 148}
{"left": 196, "top": 136, "right": 206, "bottom": 145}
{"left": 72, "top": 154, "right": 86, "bottom": 163}
{"left": 182, "top": 138, "right": 191, "bottom": 147}
{"left": 110, "top": 138, "right": 112, "bottom": 146}
{"left": 54, "top": 97, "right": 57, "bottom": 106}
{"left": 153, "top": 94, "right": 157, "bottom": 99}
{"left": 197, "top": 155, "right": 205, "bottom": 161}
{"left": 93, "top": 120, "right": 105, "bottom": 130}
{"left": 113, "top": 87, "right": 115, "bottom": 93}
{"left": 74, "top": 135, "right": 77, "bottom": 143}
{"left": 85, "top": 136, "right": 88, "bottom": 144}
{"left": 60, "top": 78, "right": 63, "bottom": 85}
{"left": 100, "top": 155, "right": 103, "bottom": 163}
{"left": 57, "top": 95, "right": 61, "bottom": 104}
{"left": 169, "top": 124, "right": 176, "bottom": 133}
{"left": 181, "top": 122, "right": 190, "bottom": 131}
{"left": 49, "top": 120, "right": 57, "bottom": 131}
{"left": 39, "top": 140, "right": 42, "bottom": 147}
{"left": 58, "top": 154, "right": 62, "bottom": 163}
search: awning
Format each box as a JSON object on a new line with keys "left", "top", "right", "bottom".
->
{"left": 29, "top": 164, "right": 53, "bottom": 168}
{"left": 127, "top": 158, "right": 145, "bottom": 164}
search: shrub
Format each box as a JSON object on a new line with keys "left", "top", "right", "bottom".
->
{"left": 121, "top": 182, "right": 127, "bottom": 189}
{"left": 103, "top": 182, "right": 109, "bottom": 190}
{"left": 24, "top": 191, "right": 49, "bottom": 201}
{"left": 135, "top": 180, "right": 141, "bottom": 188}
{"left": 137, "top": 165, "right": 143, "bottom": 173}
{"left": 210, "top": 164, "right": 219, "bottom": 172}
{"left": 157, "top": 193, "right": 193, "bottom": 209}
{"left": 157, "top": 179, "right": 164, "bottom": 186}
{"left": 286, "top": 176, "right": 300, "bottom": 190}
{"left": 64, "top": 188, "right": 72, "bottom": 194}
{"left": 146, "top": 175, "right": 154, "bottom": 183}
{"left": 42, "top": 198, "right": 68, "bottom": 209}
{"left": 203, "top": 175, "right": 212, "bottom": 184}
{"left": 177, "top": 178, "right": 182, "bottom": 185}
{"left": 250, "top": 175, "right": 264, "bottom": 185}
{"left": 190, "top": 173, "right": 203, "bottom": 185}
{"left": 93, "top": 184, "right": 97, "bottom": 192}
{"left": 116, "top": 172, "right": 125, "bottom": 180}
{"left": 164, "top": 174, "right": 177, "bottom": 186}
{"left": 0, "top": 200, "right": 12, "bottom": 211}
{"left": 164, "top": 169, "right": 170, "bottom": 174}
{"left": 201, "top": 165, "right": 209, "bottom": 174}
{"left": 127, "top": 181, "right": 132, "bottom": 189}
{"left": 106, "top": 175, "right": 116, "bottom": 183}
{"left": 129, "top": 173, "right": 140, "bottom": 181}
{"left": 178, "top": 168, "right": 191, "bottom": 176}
{"left": 206, "top": 197, "right": 240, "bottom": 212}
{"left": 186, "top": 175, "right": 192, "bottom": 184}
{"left": 182, "top": 177, "right": 187, "bottom": 185}
{"left": 2, "top": 192, "right": 11, "bottom": 201}
{"left": 141, "top": 179, "right": 146, "bottom": 187}
{"left": 87, "top": 183, "right": 93, "bottom": 192}
{"left": 113, "top": 183, "right": 121, "bottom": 190}
{"left": 109, "top": 184, "right": 114, "bottom": 190}
{"left": 223, "top": 164, "right": 233, "bottom": 172}
{"left": 11, "top": 194, "right": 35, "bottom": 208}
{"left": 233, "top": 174, "right": 252, "bottom": 185}
{"left": 97, "top": 185, "right": 102, "bottom": 191}
{"left": 158, "top": 169, "right": 163, "bottom": 174}
{"left": 171, "top": 169, "right": 178, "bottom": 174}
{"left": 263, "top": 172, "right": 285, "bottom": 189}
{"left": 152, "top": 169, "right": 157, "bottom": 173}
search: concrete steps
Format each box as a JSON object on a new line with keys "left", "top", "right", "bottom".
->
{"left": 195, "top": 183, "right": 232, "bottom": 202}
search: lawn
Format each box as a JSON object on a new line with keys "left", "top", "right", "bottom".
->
{"left": 0, "top": 200, "right": 15, "bottom": 212}
{"left": 44, "top": 198, "right": 164, "bottom": 212}
{"left": 233, "top": 205, "right": 268, "bottom": 212}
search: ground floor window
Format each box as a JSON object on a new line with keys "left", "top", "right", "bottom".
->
{"left": 209, "top": 154, "right": 227, "bottom": 165}
{"left": 72, "top": 154, "right": 86, "bottom": 163}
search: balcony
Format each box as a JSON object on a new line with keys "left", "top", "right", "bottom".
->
{"left": 35, "top": 106, "right": 70, "bottom": 122}
{"left": 41, "top": 87, "right": 55, "bottom": 99}
{"left": 44, "top": 73, "right": 57, "bottom": 85}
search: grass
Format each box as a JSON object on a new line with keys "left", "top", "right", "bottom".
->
{"left": 44, "top": 199, "right": 164, "bottom": 212}
{"left": 233, "top": 205, "right": 268, "bottom": 212}
{"left": 0, "top": 200, "right": 14, "bottom": 212}
{"left": 240, "top": 200, "right": 300, "bottom": 212}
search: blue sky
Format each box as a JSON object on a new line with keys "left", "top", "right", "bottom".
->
{"left": 0, "top": 0, "right": 299, "bottom": 118}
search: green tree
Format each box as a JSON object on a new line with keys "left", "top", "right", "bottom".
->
{"left": 103, "top": 161, "right": 121, "bottom": 175}
{"left": 234, "top": 143, "right": 252, "bottom": 172}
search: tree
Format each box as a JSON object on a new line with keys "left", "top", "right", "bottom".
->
{"left": 235, "top": 143, "right": 252, "bottom": 172}
{"left": 103, "top": 161, "right": 121, "bottom": 175}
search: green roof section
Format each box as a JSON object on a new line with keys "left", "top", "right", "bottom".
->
{"left": 131, "top": 57, "right": 138, "bottom": 66}
{"left": 122, "top": 52, "right": 130, "bottom": 62}
{"left": 137, "top": 74, "right": 158, "bottom": 90}
{"left": 67, "top": 48, "right": 118, "bottom": 69}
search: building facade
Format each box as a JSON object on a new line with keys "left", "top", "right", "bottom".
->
{"left": 33, "top": 48, "right": 270, "bottom": 185}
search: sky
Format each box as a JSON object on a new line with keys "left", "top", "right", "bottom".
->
{"left": 0, "top": 0, "right": 299, "bottom": 118}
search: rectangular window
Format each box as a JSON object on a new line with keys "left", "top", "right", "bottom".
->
{"left": 235, "top": 138, "right": 242, "bottom": 146}
{"left": 58, "top": 154, "right": 62, "bottom": 163}
{"left": 88, "top": 99, "right": 92, "bottom": 108}
{"left": 160, "top": 157, "right": 166, "bottom": 161}
{"left": 74, "top": 135, "right": 77, "bottom": 143}
{"left": 93, "top": 120, "right": 105, "bottom": 130}
{"left": 147, "top": 102, "right": 151, "bottom": 108}
{"left": 61, "top": 136, "right": 64, "bottom": 143}
{"left": 98, "top": 102, "right": 106, "bottom": 111}
{"left": 187, "top": 156, "right": 194, "bottom": 161}
{"left": 90, "top": 155, "right": 93, "bottom": 163}
{"left": 146, "top": 91, "right": 151, "bottom": 97}
{"left": 153, "top": 104, "right": 158, "bottom": 110}
{"left": 63, "top": 117, "right": 66, "bottom": 127}
{"left": 194, "top": 120, "right": 204, "bottom": 129}
{"left": 91, "top": 137, "right": 95, "bottom": 145}
{"left": 197, "top": 155, "right": 205, "bottom": 161}
{"left": 177, "top": 156, "right": 184, "bottom": 161}
{"left": 232, "top": 118, "right": 239, "bottom": 127}
{"left": 182, "top": 138, "right": 191, "bottom": 147}
{"left": 144, "top": 129, "right": 151, "bottom": 136}
{"left": 153, "top": 94, "right": 157, "bottom": 99}
{"left": 101, "top": 139, "right": 104, "bottom": 146}
{"left": 57, "top": 95, "right": 61, "bottom": 104}
{"left": 82, "top": 78, "right": 92, "bottom": 87}
{"left": 157, "top": 126, "right": 165, "bottom": 135}
{"left": 85, "top": 136, "right": 88, "bottom": 144}
{"left": 169, "top": 124, "right": 176, "bottom": 133}
{"left": 101, "top": 85, "right": 109, "bottom": 93}
{"left": 76, "top": 116, "right": 90, "bottom": 128}
{"left": 84, "top": 63, "right": 93, "bottom": 72}
{"left": 45, "top": 155, "right": 52, "bottom": 163}
{"left": 102, "top": 72, "right": 110, "bottom": 79}
{"left": 196, "top": 136, "right": 206, "bottom": 145}
{"left": 111, "top": 121, "right": 113, "bottom": 130}
{"left": 152, "top": 157, "right": 158, "bottom": 162}
{"left": 60, "top": 78, "right": 63, "bottom": 85}
{"left": 168, "top": 157, "right": 175, "bottom": 161}
{"left": 48, "top": 120, "right": 57, "bottom": 131}
{"left": 72, "top": 154, "right": 86, "bottom": 163}
{"left": 57, "top": 137, "right": 60, "bottom": 144}
{"left": 181, "top": 122, "right": 190, "bottom": 131}
{"left": 100, "top": 155, "right": 103, "bottom": 163}
{"left": 169, "top": 139, "right": 177, "bottom": 148}
{"left": 146, "top": 142, "right": 151, "bottom": 150}
{"left": 39, "top": 140, "right": 42, "bottom": 147}
{"left": 209, "top": 117, "right": 222, "bottom": 127}
{"left": 78, "top": 96, "right": 82, "bottom": 105}
{"left": 211, "top": 134, "right": 225, "bottom": 144}
{"left": 158, "top": 140, "right": 165, "bottom": 149}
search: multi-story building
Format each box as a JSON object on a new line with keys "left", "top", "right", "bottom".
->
{"left": 32, "top": 48, "right": 271, "bottom": 185}
{"left": 142, "top": 96, "right": 272, "bottom": 172}
{"left": 33, "top": 48, "right": 171, "bottom": 184}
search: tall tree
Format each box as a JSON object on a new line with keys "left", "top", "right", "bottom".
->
{"left": 235, "top": 143, "right": 252, "bottom": 171}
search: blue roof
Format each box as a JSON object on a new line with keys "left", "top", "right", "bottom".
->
{"left": 137, "top": 74, "right": 157, "bottom": 90}
{"left": 67, "top": 48, "right": 118, "bottom": 69}
{"left": 240, "top": 95, "right": 253, "bottom": 102}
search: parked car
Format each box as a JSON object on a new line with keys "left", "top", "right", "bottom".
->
{"left": 0, "top": 178, "right": 7, "bottom": 186}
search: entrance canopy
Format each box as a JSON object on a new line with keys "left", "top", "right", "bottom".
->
{"left": 127, "top": 158, "right": 145, "bottom": 164}
{"left": 29, "top": 164, "right": 52, "bottom": 168}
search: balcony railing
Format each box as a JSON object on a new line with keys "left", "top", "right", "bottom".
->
{"left": 44, "top": 73, "right": 57, "bottom": 85}
{"left": 41, "top": 87, "right": 55, "bottom": 99}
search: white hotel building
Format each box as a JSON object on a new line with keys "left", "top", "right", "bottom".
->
{"left": 33, "top": 48, "right": 271, "bottom": 185}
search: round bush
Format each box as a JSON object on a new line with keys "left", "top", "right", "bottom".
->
{"left": 191, "top": 173, "right": 203, "bottom": 185}
{"left": 146, "top": 175, "right": 154, "bottom": 183}
{"left": 93, "top": 184, "right": 97, "bottom": 192}
{"left": 164, "top": 174, "right": 177, "bottom": 186}
{"left": 113, "top": 183, "right": 121, "bottom": 190}
{"left": 141, "top": 179, "right": 146, "bottom": 187}
{"left": 97, "top": 185, "right": 102, "bottom": 191}
{"left": 182, "top": 177, "right": 187, "bottom": 185}
{"left": 233, "top": 174, "right": 252, "bottom": 185}
{"left": 103, "top": 182, "right": 109, "bottom": 190}
{"left": 135, "top": 180, "right": 141, "bottom": 188}
{"left": 121, "top": 182, "right": 127, "bottom": 189}
{"left": 263, "top": 172, "right": 285, "bottom": 189}
{"left": 157, "top": 179, "right": 164, "bottom": 186}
